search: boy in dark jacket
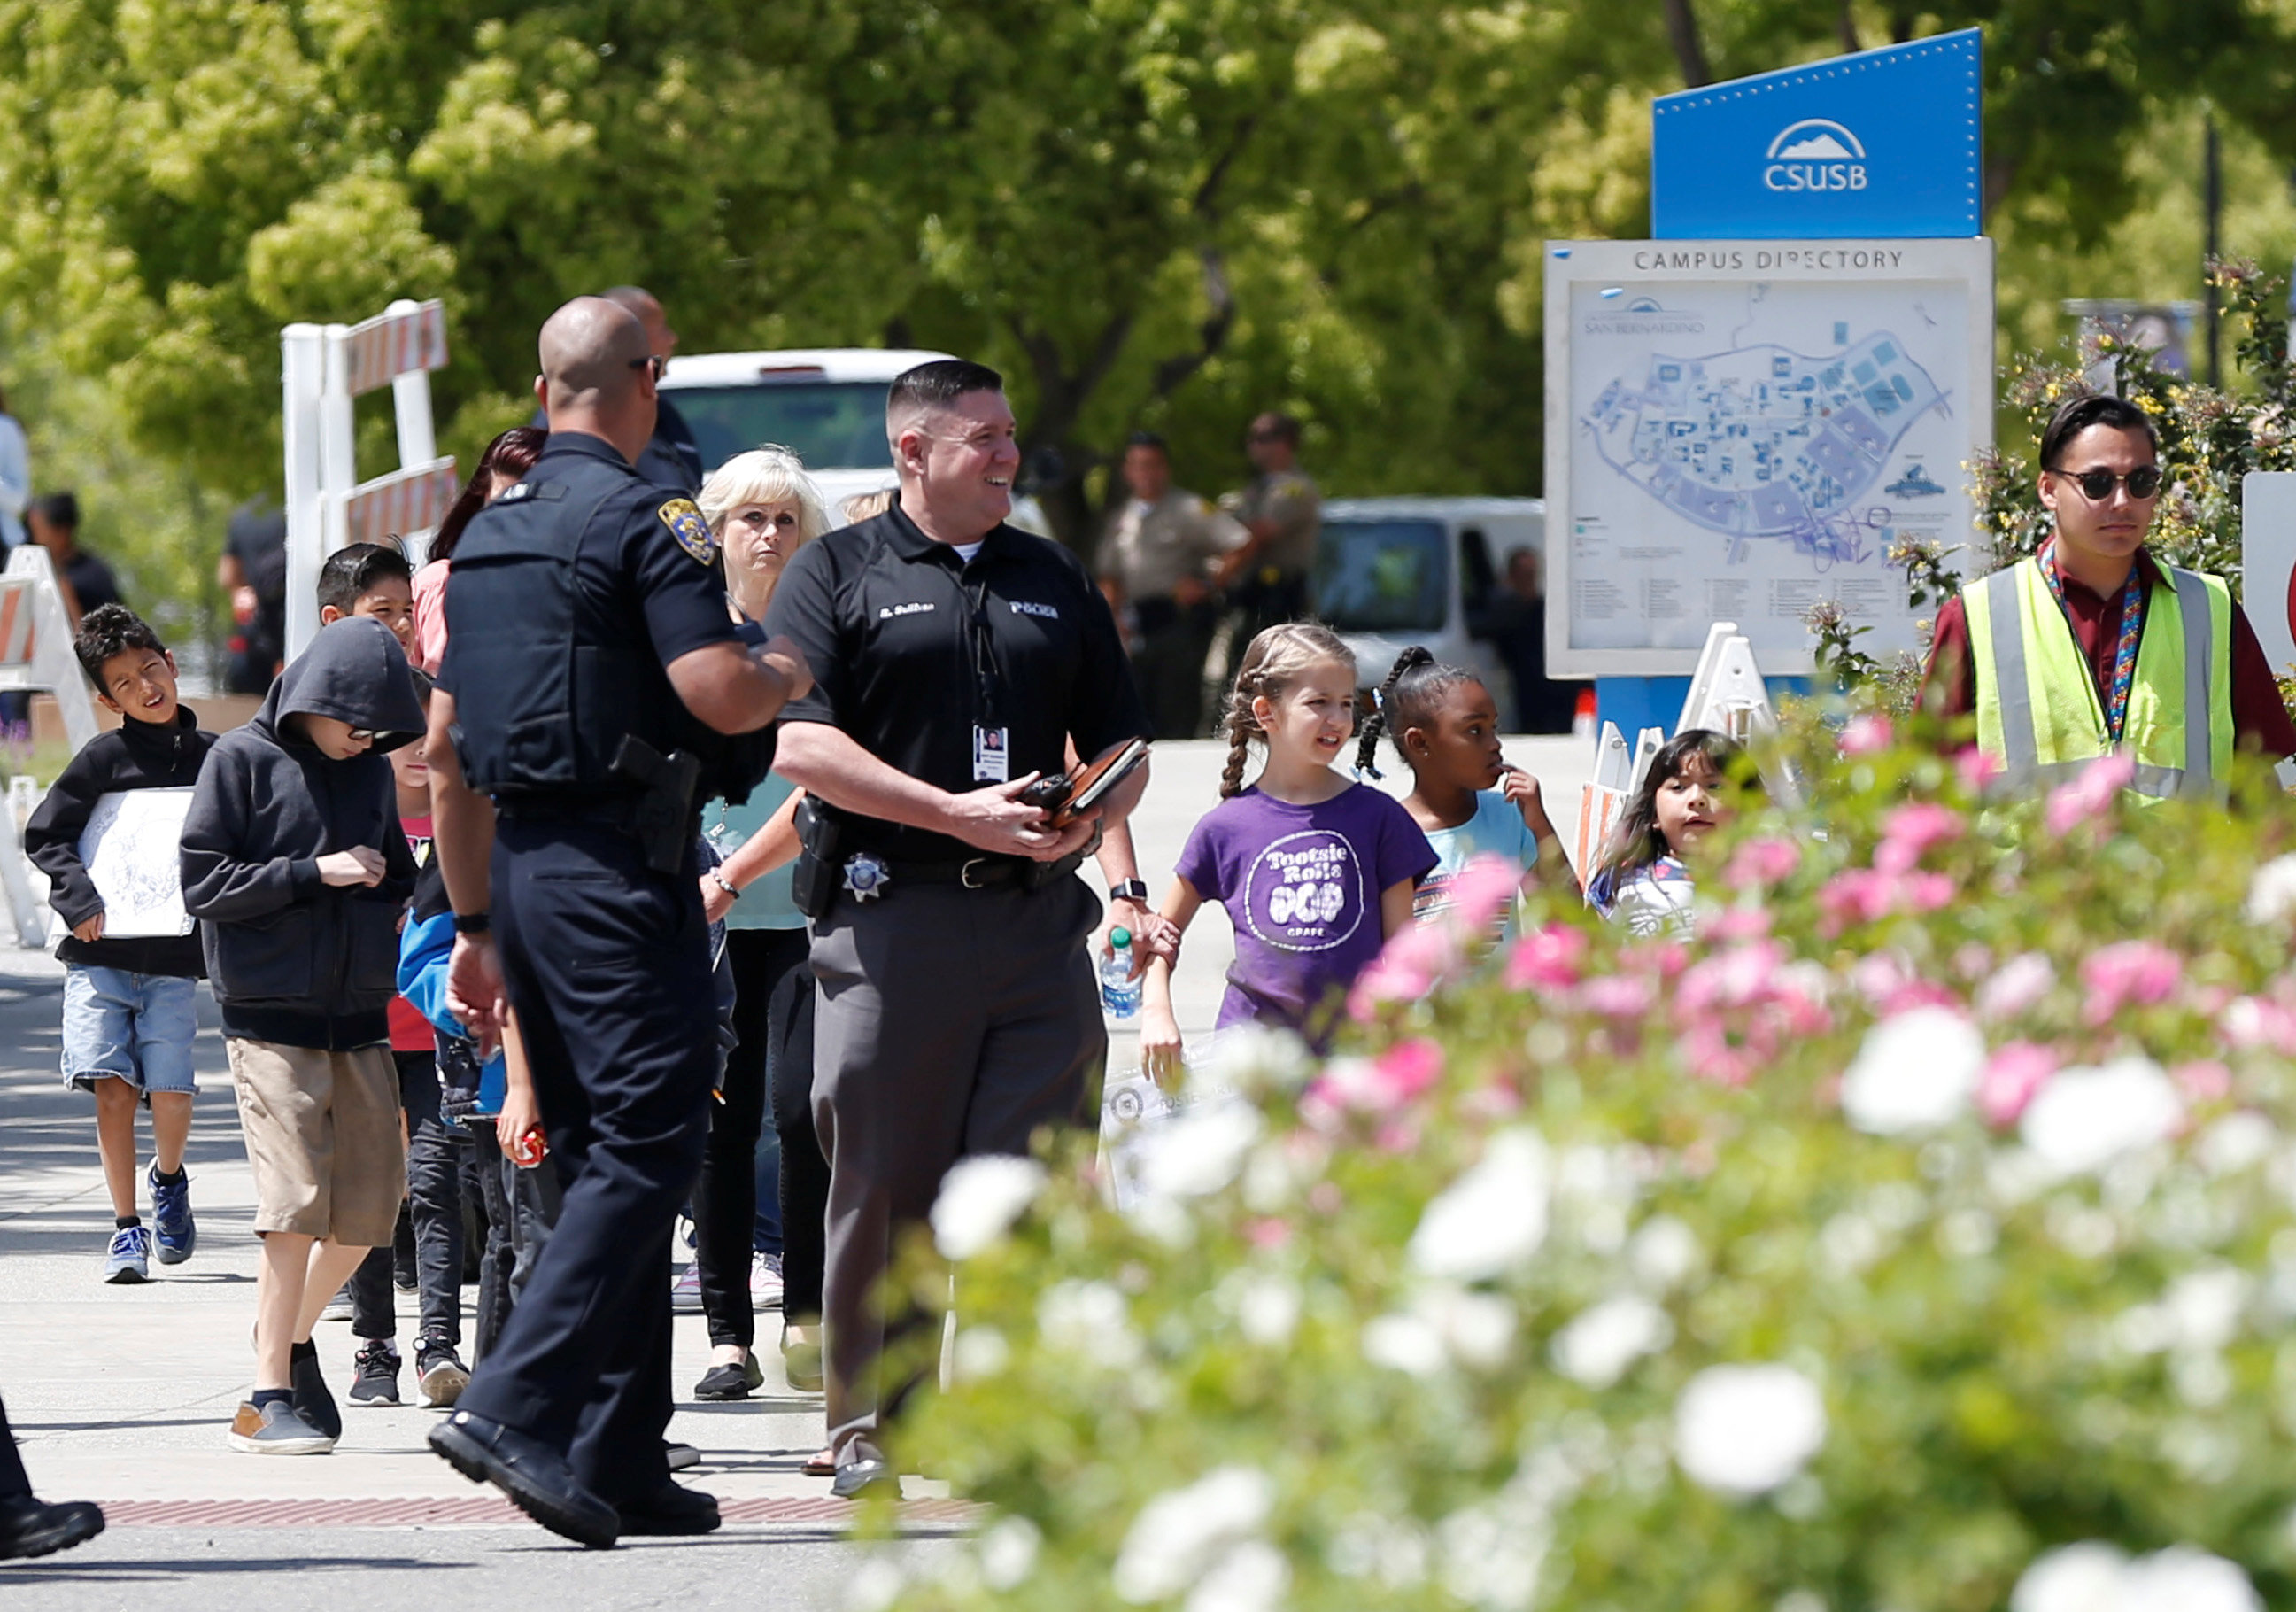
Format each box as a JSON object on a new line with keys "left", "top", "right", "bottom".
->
{"left": 23, "top": 606, "right": 218, "bottom": 1285}
{"left": 180, "top": 616, "right": 424, "bottom": 1456}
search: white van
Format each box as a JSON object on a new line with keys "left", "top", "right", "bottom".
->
{"left": 659, "top": 347, "right": 1051, "bottom": 533}
{"left": 1313, "top": 497, "right": 1551, "bottom": 727}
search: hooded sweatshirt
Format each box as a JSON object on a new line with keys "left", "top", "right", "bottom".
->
{"left": 25, "top": 704, "right": 217, "bottom": 977}
{"left": 180, "top": 616, "right": 426, "bottom": 1048}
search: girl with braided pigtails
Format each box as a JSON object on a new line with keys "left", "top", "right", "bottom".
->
{"left": 1138, "top": 624, "right": 1436, "bottom": 1072}
{"left": 1357, "top": 647, "right": 1577, "bottom": 936}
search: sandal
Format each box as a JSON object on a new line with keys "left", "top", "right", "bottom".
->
{"left": 802, "top": 1447, "right": 836, "bottom": 1478}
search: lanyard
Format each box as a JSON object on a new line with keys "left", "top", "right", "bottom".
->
{"left": 2037, "top": 540, "right": 2145, "bottom": 744}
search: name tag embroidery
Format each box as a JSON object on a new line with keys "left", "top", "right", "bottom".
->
{"left": 878, "top": 601, "right": 936, "bottom": 619}
{"left": 1009, "top": 601, "right": 1060, "bottom": 620}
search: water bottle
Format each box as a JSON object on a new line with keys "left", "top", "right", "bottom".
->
{"left": 1101, "top": 927, "right": 1142, "bottom": 1019}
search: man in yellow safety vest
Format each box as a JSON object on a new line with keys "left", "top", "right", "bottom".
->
{"left": 1920, "top": 391, "right": 2296, "bottom": 792}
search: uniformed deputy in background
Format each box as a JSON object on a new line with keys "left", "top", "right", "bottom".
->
{"left": 1214, "top": 410, "right": 1321, "bottom": 648}
{"left": 1097, "top": 430, "right": 1246, "bottom": 740}
{"left": 422, "top": 296, "right": 811, "bottom": 1548}
{"left": 765, "top": 359, "right": 1155, "bottom": 1500}
{"left": 529, "top": 284, "right": 705, "bottom": 494}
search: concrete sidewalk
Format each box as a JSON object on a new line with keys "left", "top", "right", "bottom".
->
{"left": 0, "top": 733, "right": 1594, "bottom": 1604}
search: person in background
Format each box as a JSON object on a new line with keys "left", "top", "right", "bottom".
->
{"left": 412, "top": 428, "right": 546, "bottom": 676}
{"left": 1488, "top": 548, "right": 1575, "bottom": 735}
{"left": 529, "top": 286, "right": 701, "bottom": 493}
{"left": 0, "top": 382, "right": 27, "bottom": 552}
{"left": 180, "top": 616, "right": 424, "bottom": 1455}
{"left": 1098, "top": 431, "right": 1246, "bottom": 740}
{"left": 220, "top": 498, "right": 290, "bottom": 695}
{"left": 1356, "top": 646, "right": 1573, "bottom": 932}
{"left": 839, "top": 489, "right": 893, "bottom": 527}
{"left": 1918, "top": 390, "right": 2296, "bottom": 786}
{"left": 1214, "top": 412, "right": 1320, "bottom": 648}
{"left": 1139, "top": 624, "right": 1436, "bottom": 1070}
{"left": 24, "top": 606, "right": 217, "bottom": 1283}
{"left": 1587, "top": 729, "right": 1744, "bottom": 939}
{"left": 685, "top": 446, "right": 830, "bottom": 1400}
{"left": 27, "top": 492, "right": 121, "bottom": 626}
{"left": 345, "top": 669, "right": 473, "bottom": 1414}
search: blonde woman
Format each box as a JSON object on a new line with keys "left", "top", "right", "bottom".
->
{"left": 684, "top": 449, "right": 831, "bottom": 1417}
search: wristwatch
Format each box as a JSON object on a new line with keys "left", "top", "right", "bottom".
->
{"left": 452, "top": 911, "right": 491, "bottom": 936}
{"left": 1109, "top": 879, "right": 1150, "bottom": 905}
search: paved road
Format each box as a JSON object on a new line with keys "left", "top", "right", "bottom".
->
{"left": 0, "top": 735, "right": 1593, "bottom": 1606}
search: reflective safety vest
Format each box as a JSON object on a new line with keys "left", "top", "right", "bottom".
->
{"left": 1965, "top": 554, "right": 2234, "bottom": 802}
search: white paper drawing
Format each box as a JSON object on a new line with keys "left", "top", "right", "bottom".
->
{"left": 76, "top": 787, "right": 196, "bottom": 939}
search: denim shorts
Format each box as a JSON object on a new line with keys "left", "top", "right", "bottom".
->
{"left": 61, "top": 965, "right": 199, "bottom": 1096}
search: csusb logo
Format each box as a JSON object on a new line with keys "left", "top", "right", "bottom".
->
{"left": 1763, "top": 119, "right": 1867, "bottom": 193}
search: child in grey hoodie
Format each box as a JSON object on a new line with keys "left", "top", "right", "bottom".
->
{"left": 180, "top": 616, "right": 424, "bottom": 1456}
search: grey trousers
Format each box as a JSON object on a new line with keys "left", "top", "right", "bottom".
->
{"left": 811, "top": 873, "right": 1103, "bottom": 1464}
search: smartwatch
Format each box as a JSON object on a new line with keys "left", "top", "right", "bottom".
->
{"left": 452, "top": 911, "right": 492, "bottom": 936}
{"left": 1109, "top": 879, "right": 1150, "bottom": 905}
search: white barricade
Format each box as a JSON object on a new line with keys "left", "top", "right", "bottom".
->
{"left": 0, "top": 547, "right": 101, "bottom": 944}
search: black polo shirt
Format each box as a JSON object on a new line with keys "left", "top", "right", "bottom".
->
{"left": 765, "top": 501, "right": 1151, "bottom": 862}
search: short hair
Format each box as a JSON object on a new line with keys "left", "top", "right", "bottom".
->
{"left": 30, "top": 491, "right": 78, "bottom": 530}
{"left": 886, "top": 360, "right": 1004, "bottom": 423}
{"left": 1125, "top": 430, "right": 1169, "bottom": 454}
{"left": 2040, "top": 392, "right": 2158, "bottom": 470}
{"left": 698, "top": 446, "right": 832, "bottom": 545}
{"left": 74, "top": 603, "right": 166, "bottom": 686}
{"left": 1248, "top": 412, "right": 1302, "bottom": 446}
{"left": 317, "top": 541, "right": 414, "bottom": 614}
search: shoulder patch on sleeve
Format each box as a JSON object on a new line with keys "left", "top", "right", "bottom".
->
{"left": 657, "top": 499, "right": 717, "bottom": 565}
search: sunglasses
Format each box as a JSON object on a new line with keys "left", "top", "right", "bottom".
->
{"left": 628, "top": 354, "right": 666, "bottom": 381}
{"left": 2052, "top": 464, "right": 2163, "bottom": 501}
{"left": 347, "top": 727, "right": 375, "bottom": 744}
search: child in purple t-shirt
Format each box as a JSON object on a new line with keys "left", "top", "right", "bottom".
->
{"left": 1140, "top": 624, "right": 1437, "bottom": 1066}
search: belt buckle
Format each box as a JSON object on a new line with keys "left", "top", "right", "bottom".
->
{"left": 960, "top": 857, "right": 993, "bottom": 890}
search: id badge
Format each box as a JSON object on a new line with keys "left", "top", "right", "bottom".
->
{"left": 973, "top": 725, "right": 1009, "bottom": 784}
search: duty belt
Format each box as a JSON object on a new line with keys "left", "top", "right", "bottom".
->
{"left": 880, "top": 855, "right": 1031, "bottom": 889}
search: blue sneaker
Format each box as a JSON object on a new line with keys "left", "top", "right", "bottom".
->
{"left": 104, "top": 1225, "right": 151, "bottom": 1284}
{"left": 149, "top": 1165, "right": 195, "bottom": 1265}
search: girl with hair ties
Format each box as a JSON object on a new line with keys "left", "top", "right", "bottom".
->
{"left": 409, "top": 427, "right": 545, "bottom": 675}
{"left": 1138, "top": 624, "right": 1437, "bottom": 1068}
{"left": 1356, "top": 646, "right": 1576, "bottom": 933}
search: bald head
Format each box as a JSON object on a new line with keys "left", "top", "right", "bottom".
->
{"left": 534, "top": 297, "right": 657, "bottom": 465}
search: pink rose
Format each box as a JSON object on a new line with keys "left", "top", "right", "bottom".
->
{"left": 1840, "top": 713, "right": 1893, "bottom": 755}
{"left": 2080, "top": 939, "right": 2182, "bottom": 1025}
{"left": 1442, "top": 854, "right": 1524, "bottom": 939}
{"left": 1347, "top": 922, "right": 1457, "bottom": 1020}
{"left": 1577, "top": 973, "right": 1657, "bottom": 1019}
{"left": 1676, "top": 940, "right": 1788, "bottom": 1014}
{"left": 2221, "top": 996, "right": 2296, "bottom": 1056}
{"left": 2172, "top": 1060, "right": 2232, "bottom": 1103}
{"left": 1953, "top": 747, "right": 2003, "bottom": 794}
{"left": 1821, "top": 869, "right": 1896, "bottom": 927}
{"left": 1309, "top": 1040, "right": 1443, "bottom": 1114}
{"left": 1246, "top": 1218, "right": 1292, "bottom": 1250}
{"left": 1724, "top": 836, "right": 1802, "bottom": 890}
{"left": 1978, "top": 1042, "right": 2058, "bottom": 1127}
{"left": 2045, "top": 751, "right": 2138, "bottom": 835}
{"left": 1875, "top": 802, "right": 1965, "bottom": 874}
{"left": 1705, "top": 905, "right": 1774, "bottom": 943}
{"left": 1504, "top": 923, "right": 1590, "bottom": 993}
{"left": 1373, "top": 1038, "right": 1444, "bottom": 1104}
{"left": 1975, "top": 953, "right": 2056, "bottom": 1022}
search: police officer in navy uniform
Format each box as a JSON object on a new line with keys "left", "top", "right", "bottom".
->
{"left": 422, "top": 297, "right": 810, "bottom": 1547}
{"left": 765, "top": 360, "right": 1155, "bottom": 1499}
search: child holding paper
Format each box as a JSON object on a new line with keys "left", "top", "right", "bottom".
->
{"left": 24, "top": 605, "right": 218, "bottom": 1283}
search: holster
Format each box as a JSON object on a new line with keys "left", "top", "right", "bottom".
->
{"left": 790, "top": 797, "right": 845, "bottom": 919}
{"left": 609, "top": 735, "right": 700, "bottom": 875}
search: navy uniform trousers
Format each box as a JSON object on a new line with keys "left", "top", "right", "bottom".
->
{"left": 452, "top": 818, "right": 716, "bottom": 1506}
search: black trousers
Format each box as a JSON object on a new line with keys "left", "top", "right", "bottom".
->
{"left": 455, "top": 822, "right": 715, "bottom": 1507}
{"left": 769, "top": 952, "right": 827, "bottom": 1321}
{"left": 0, "top": 1396, "right": 28, "bottom": 1499}
{"left": 351, "top": 1050, "right": 468, "bottom": 1346}
{"left": 468, "top": 1121, "right": 563, "bottom": 1365}
{"left": 695, "top": 928, "right": 808, "bottom": 1349}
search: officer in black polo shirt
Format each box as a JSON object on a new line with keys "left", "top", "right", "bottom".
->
{"left": 765, "top": 359, "right": 1153, "bottom": 1499}
{"left": 422, "top": 296, "right": 810, "bottom": 1547}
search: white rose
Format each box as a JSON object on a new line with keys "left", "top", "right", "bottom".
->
{"left": 1038, "top": 1280, "right": 1141, "bottom": 1368}
{"left": 1627, "top": 1214, "right": 1702, "bottom": 1291}
{"left": 2246, "top": 853, "right": 2296, "bottom": 926}
{"left": 2009, "top": 1542, "right": 2127, "bottom": 1612}
{"left": 930, "top": 1154, "right": 1046, "bottom": 1260}
{"left": 2120, "top": 1546, "right": 2262, "bottom": 1612}
{"left": 1113, "top": 1467, "right": 1275, "bottom": 1603}
{"left": 1406, "top": 1129, "right": 1550, "bottom": 1282}
{"left": 1139, "top": 1099, "right": 1264, "bottom": 1200}
{"left": 1210, "top": 1023, "right": 1316, "bottom": 1093}
{"left": 977, "top": 1516, "right": 1041, "bottom": 1591}
{"left": 1233, "top": 1275, "right": 1302, "bottom": 1348}
{"left": 1551, "top": 1294, "right": 1674, "bottom": 1390}
{"left": 1838, "top": 1006, "right": 1984, "bottom": 1135}
{"left": 1362, "top": 1313, "right": 1447, "bottom": 1377}
{"left": 1674, "top": 1363, "right": 1826, "bottom": 1497}
{"left": 1185, "top": 1539, "right": 1290, "bottom": 1612}
{"left": 2020, "top": 1058, "right": 2183, "bottom": 1176}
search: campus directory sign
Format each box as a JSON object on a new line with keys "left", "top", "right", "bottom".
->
{"left": 1650, "top": 28, "right": 1982, "bottom": 240}
{"left": 1542, "top": 236, "right": 1994, "bottom": 678}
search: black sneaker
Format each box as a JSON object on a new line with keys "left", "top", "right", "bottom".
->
{"left": 290, "top": 1347, "right": 343, "bottom": 1442}
{"left": 350, "top": 1339, "right": 401, "bottom": 1406}
{"left": 0, "top": 1495, "right": 105, "bottom": 1559}
{"left": 415, "top": 1337, "right": 469, "bottom": 1409}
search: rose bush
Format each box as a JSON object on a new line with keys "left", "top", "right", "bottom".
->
{"left": 859, "top": 726, "right": 2296, "bottom": 1612}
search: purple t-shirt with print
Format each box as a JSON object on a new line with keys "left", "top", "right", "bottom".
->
{"left": 1175, "top": 782, "right": 1438, "bottom": 1037}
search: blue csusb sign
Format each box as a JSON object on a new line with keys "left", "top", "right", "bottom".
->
{"left": 1650, "top": 27, "right": 1982, "bottom": 240}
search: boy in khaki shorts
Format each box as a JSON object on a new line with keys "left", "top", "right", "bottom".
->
{"left": 180, "top": 616, "right": 425, "bottom": 1454}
